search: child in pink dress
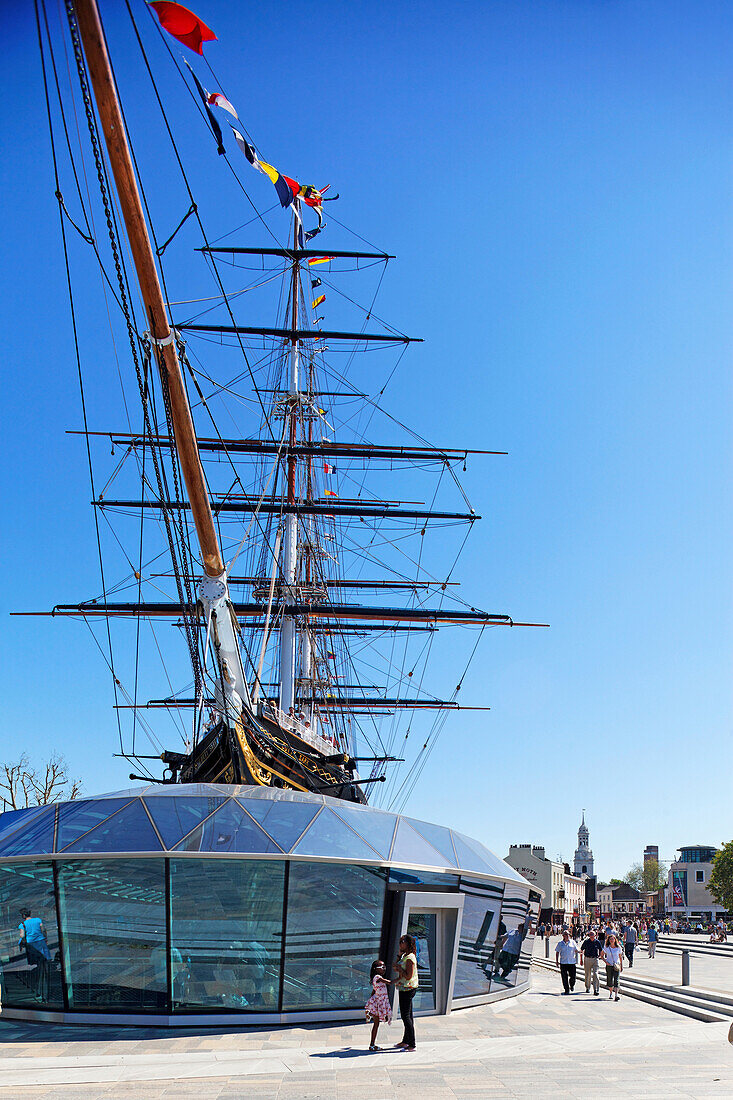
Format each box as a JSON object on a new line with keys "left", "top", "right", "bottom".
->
{"left": 365, "top": 959, "right": 392, "bottom": 1050}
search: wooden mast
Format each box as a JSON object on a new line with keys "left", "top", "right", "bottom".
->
{"left": 72, "top": 0, "right": 224, "bottom": 578}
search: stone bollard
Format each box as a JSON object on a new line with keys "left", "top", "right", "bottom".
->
{"left": 545, "top": 937, "right": 550, "bottom": 958}
{"left": 682, "top": 949, "right": 690, "bottom": 986}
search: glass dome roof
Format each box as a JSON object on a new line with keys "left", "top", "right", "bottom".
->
{"left": 0, "top": 784, "right": 525, "bottom": 884}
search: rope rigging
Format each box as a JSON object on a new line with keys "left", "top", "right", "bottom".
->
{"left": 36, "top": 0, "right": 505, "bottom": 806}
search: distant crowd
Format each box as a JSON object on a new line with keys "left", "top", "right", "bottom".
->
{"left": 539, "top": 916, "right": 730, "bottom": 943}
{"left": 539, "top": 916, "right": 730, "bottom": 1000}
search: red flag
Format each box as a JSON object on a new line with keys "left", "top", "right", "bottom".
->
{"left": 149, "top": 2, "right": 216, "bottom": 54}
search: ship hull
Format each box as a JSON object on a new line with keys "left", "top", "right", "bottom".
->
{"left": 178, "top": 713, "right": 367, "bottom": 803}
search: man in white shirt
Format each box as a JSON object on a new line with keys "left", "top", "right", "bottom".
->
{"left": 555, "top": 930, "right": 579, "bottom": 995}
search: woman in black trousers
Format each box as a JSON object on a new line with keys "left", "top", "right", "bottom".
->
{"left": 393, "top": 933, "right": 419, "bottom": 1051}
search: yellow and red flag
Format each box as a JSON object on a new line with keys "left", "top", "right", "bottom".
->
{"left": 312, "top": 294, "right": 326, "bottom": 308}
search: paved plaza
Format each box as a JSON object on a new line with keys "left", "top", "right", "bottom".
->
{"left": 2, "top": 943, "right": 733, "bottom": 1099}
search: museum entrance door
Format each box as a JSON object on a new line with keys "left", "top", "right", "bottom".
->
{"left": 398, "top": 892, "right": 464, "bottom": 1015}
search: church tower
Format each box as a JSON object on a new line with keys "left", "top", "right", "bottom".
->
{"left": 574, "top": 811, "right": 594, "bottom": 877}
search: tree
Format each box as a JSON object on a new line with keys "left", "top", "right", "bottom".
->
{"left": 0, "top": 753, "right": 81, "bottom": 810}
{"left": 624, "top": 859, "right": 668, "bottom": 894}
{"left": 709, "top": 842, "right": 733, "bottom": 913}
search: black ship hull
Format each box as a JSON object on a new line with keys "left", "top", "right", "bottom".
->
{"left": 175, "top": 710, "right": 367, "bottom": 803}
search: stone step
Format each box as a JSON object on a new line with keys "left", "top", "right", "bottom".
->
{"left": 531, "top": 958, "right": 729, "bottom": 1024}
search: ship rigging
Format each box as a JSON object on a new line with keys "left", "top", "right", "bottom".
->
{"left": 24, "top": 0, "right": 546, "bottom": 811}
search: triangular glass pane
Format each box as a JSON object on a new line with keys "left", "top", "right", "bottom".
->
{"left": 292, "top": 807, "right": 381, "bottom": 860}
{"left": 391, "top": 820, "right": 453, "bottom": 869}
{"left": 144, "top": 795, "right": 226, "bottom": 849}
{"left": 331, "top": 802, "right": 396, "bottom": 859}
{"left": 0, "top": 806, "right": 56, "bottom": 856}
{"left": 451, "top": 831, "right": 500, "bottom": 876}
{"left": 57, "top": 798, "right": 134, "bottom": 851}
{"left": 64, "top": 799, "right": 162, "bottom": 853}
{"left": 240, "top": 797, "right": 320, "bottom": 852}
{"left": 462, "top": 836, "right": 512, "bottom": 878}
{"left": 175, "top": 798, "right": 281, "bottom": 853}
{"left": 406, "top": 817, "right": 458, "bottom": 866}
{"left": 0, "top": 806, "right": 48, "bottom": 850}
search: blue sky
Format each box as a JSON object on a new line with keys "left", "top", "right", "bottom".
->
{"left": 1, "top": 0, "right": 731, "bottom": 881}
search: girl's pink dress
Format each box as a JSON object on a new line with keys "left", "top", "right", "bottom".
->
{"left": 365, "top": 975, "right": 392, "bottom": 1022}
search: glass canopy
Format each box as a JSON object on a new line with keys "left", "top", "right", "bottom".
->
{"left": 0, "top": 785, "right": 526, "bottom": 886}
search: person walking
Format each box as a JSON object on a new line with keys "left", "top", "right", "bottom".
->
{"left": 602, "top": 933, "right": 623, "bottom": 1001}
{"left": 393, "top": 934, "right": 418, "bottom": 1051}
{"left": 555, "top": 930, "right": 579, "bottom": 995}
{"left": 580, "top": 929, "right": 602, "bottom": 994}
{"left": 623, "top": 922, "right": 638, "bottom": 968}
{"left": 647, "top": 923, "right": 658, "bottom": 959}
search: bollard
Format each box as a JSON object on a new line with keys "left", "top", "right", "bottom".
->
{"left": 682, "top": 949, "right": 690, "bottom": 986}
{"left": 545, "top": 936, "right": 550, "bottom": 958}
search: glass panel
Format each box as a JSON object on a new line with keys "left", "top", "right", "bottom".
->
{"left": 406, "top": 910, "right": 437, "bottom": 1013}
{"left": 331, "top": 803, "right": 396, "bottom": 859}
{"left": 56, "top": 858, "right": 166, "bottom": 1010}
{"left": 492, "top": 888, "right": 531, "bottom": 989}
{"left": 144, "top": 795, "right": 226, "bottom": 849}
{"left": 56, "top": 799, "right": 133, "bottom": 852}
{"left": 391, "top": 820, "right": 453, "bottom": 869}
{"left": 0, "top": 862, "right": 63, "bottom": 1008}
{"left": 239, "top": 797, "right": 320, "bottom": 852}
{"left": 405, "top": 818, "right": 458, "bottom": 867}
{"left": 175, "top": 800, "right": 281, "bottom": 854}
{"left": 64, "top": 800, "right": 162, "bottom": 854}
{"left": 0, "top": 807, "right": 47, "bottom": 849}
{"left": 452, "top": 879, "right": 504, "bottom": 999}
{"left": 451, "top": 832, "right": 500, "bottom": 877}
{"left": 170, "top": 858, "right": 284, "bottom": 1011}
{"left": 292, "top": 808, "right": 382, "bottom": 860}
{"left": 389, "top": 868, "right": 460, "bottom": 888}
{"left": 0, "top": 807, "right": 56, "bottom": 857}
{"left": 282, "top": 863, "right": 386, "bottom": 1010}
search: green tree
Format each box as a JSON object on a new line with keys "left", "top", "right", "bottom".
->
{"left": 624, "top": 860, "right": 667, "bottom": 894}
{"left": 709, "top": 842, "right": 733, "bottom": 913}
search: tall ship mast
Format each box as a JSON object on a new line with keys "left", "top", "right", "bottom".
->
{"left": 29, "top": 0, "right": 544, "bottom": 808}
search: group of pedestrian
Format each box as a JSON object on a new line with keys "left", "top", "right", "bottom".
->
{"left": 555, "top": 928, "right": 623, "bottom": 1001}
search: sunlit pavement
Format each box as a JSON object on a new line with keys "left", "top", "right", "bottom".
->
{"left": 1, "top": 958, "right": 732, "bottom": 1098}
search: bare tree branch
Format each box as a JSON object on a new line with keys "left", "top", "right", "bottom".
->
{"left": 0, "top": 754, "right": 82, "bottom": 810}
